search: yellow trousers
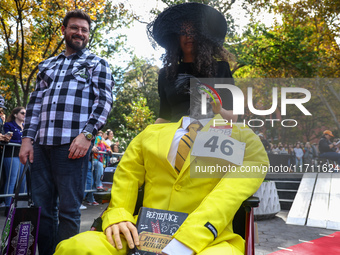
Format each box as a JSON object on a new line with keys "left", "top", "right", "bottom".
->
{"left": 54, "top": 231, "right": 243, "bottom": 255}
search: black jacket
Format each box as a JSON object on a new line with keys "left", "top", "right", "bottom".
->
{"left": 318, "top": 136, "right": 335, "bottom": 154}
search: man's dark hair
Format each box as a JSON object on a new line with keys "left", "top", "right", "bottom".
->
{"left": 63, "top": 9, "right": 91, "bottom": 29}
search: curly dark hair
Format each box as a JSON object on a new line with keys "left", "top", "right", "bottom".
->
{"left": 161, "top": 34, "right": 232, "bottom": 81}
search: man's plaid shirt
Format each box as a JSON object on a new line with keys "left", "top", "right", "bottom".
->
{"left": 23, "top": 48, "right": 114, "bottom": 145}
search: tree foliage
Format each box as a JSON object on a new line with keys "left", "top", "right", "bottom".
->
{"left": 0, "top": 0, "right": 132, "bottom": 107}
{"left": 104, "top": 55, "right": 159, "bottom": 144}
{"left": 226, "top": 0, "right": 340, "bottom": 142}
{"left": 114, "top": 97, "right": 155, "bottom": 150}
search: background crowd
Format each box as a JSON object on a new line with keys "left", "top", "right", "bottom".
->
{"left": 259, "top": 132, "right": 340, "bottom": 172}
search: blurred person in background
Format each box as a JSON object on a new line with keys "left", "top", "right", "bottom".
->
{"left": 279, "top": 144, "right": 288, "bottom": 154}
{"left": 3, "top": 107, "right": 26, "bottom": 215}
{"left": 288, "top": 143, "right": 295, "bottom": 168}
{"left": 303, "top": 142, "right": 314, "bottom": 167}
{"left": 82, "top": 145, "right": 100, "bottom": 209}
{"left": 93, "top": 135, "right": 112, "bottom": 191}
{"left": 258, "top": 133, "right": 271, "bottom": 152}
{"left": 318, "top": 130, "right": 340, "bottom": 166}
{"left": 105, "top": 129, "right": 114, "bottom": 147}
{"left": 294, "top": 143, "right": 304, "bottom": 172}
{"left": 0, "top": 95, "right": 11, "bottom": 142}
{"left": 0, "top": 95, "right": 11, "bottom": 207}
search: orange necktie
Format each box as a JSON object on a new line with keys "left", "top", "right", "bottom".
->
{"left": 175, "top": 123, "right": 201, "bottom": 173}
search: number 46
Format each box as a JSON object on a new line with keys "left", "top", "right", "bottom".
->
{"left": 204, "top": 136, "right": 234, "bottom": 156}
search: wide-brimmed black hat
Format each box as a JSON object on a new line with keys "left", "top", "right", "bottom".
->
{"left": 147, "top": 2, "right": 227, "bottom": 49}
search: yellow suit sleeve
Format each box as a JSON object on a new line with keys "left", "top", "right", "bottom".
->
{"left": 101, "top": 130, "right": 146, "bottom": 231}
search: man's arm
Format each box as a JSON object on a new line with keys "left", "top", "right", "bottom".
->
{"left": 20, "top": 65, "right": 46, "bottom": 164}
{"left": 82, "top": 58, "right": 114, "bottom": 135}
{"left": 101, "top": 129, "right": 146, "bottom": 246}
{"left": 319, "top": 138, "right": 333, "bottom": 153}
{"left": 68, "top": 58, "right": 114, "bottom": 159}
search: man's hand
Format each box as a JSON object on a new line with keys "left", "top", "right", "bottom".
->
{"left": 68, "top": 133, "right": 91, "bottom": 159}
{"left": 19, "top": 138, "right": 34, "bottom": 164}
{"left": 105, "top": 221, "right": 139, "bottom": 250}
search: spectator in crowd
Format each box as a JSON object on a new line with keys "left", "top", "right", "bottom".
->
{"left": 335, "top": 139, "right": 340, "bottom": 153}
{"left": 0, "top": 96, "right": 11, "bottom": 142}
{"left": 272, "top": 144, "right": 280, "bottom": 154}
{"left": 259, "top": 133, "right": 271, "bottom": 152}
{"left": 102, "top": 130, "right": 108, "bottom": 141}
{"left": 0, "top": 95, "right": 11, "bottom": 207}
{"left": 112, "top": 143, "right": 119, "bottom": 153}
{"left": 105, "top": 129, "right": 114, "bottom": 147}
{"left": 93, "top": 135, "right": 112, "bottom": 192}
{"left": 312, "top": 143, "right": 319, "bottom": 157}
{"left": 279, "top": 144, "right": 288, "bottom": 154}
{"left": 82, "top": 145, "right": 100, "bottom": 210}
{"left": 318, "top": 130, "right": 340, "bottom": 165}
{"left": 97, "top": 130, "right": 103, "bottom": 136}
{"left": 19, "top": 9, "right": 114, "bottom": 254}
{"left": 294, "top": 143, "right": 304, "bottom": 172}
{"left": 3, "top": 107, "right": 26, "bottom": 215}
{"left": 288, "top": 143, "right": 295, "bottom": 167}
{"left": 109, "top": 143, "right": 122, "bottom": 166}
{"left": 303, "top": 142, "right": 314, "bottom": 167}
{"left": 300, "top": 142, "right": 305, "bottom": 153}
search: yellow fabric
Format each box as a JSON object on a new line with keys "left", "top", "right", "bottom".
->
{"left": 175, "top": 123, "right": 200, "bottom": 172}
{"left": 54, "top": 115, "right": 269, "bottom": 255}
{"left": 55, "top": 231, "right": 128, "bottom": 255}
{"left": 55, "top": 230, "right": 243, "bottom": 255}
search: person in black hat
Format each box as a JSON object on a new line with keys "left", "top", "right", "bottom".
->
{"left": 147, "top": 2, "right": 237, "bottom": 124}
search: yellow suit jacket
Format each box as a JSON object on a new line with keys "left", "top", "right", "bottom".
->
{"left": 102, "top": 116, "right": 268, "bottom": 254}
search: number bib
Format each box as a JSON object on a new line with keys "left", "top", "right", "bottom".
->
{"left": 191, "top": 131, "right": 246, "bottom": 165}
{"left": 208, "top": 125, "right": 232, "bottom": 136}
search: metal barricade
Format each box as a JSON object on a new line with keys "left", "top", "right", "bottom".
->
{"left": 0, "top": 142, "right": 26, "bottom": 200}
{"left": 0, "top": 143, "right": 123, "bottom": 201}
{"left": 84, "top": 150, "right": 124, "bottom": 194}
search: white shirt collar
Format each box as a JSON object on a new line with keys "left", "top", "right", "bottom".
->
{"left": 182, "top": 117, "right": 211, "bottom": 130}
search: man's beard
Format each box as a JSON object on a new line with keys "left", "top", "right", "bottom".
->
{"left": 65, "top": 34, "right": 87, "bottom": 51}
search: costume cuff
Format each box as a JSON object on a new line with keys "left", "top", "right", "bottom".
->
{"left": 162, "top": 238, "right": 194, "bottom": 255}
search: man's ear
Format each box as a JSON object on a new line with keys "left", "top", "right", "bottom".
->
{"left": 61, "top": 25, "right": 66, "bottom": 35}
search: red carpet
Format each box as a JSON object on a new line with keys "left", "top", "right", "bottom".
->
{"left": 269, "top": 232, "right": 340, "bottom": 255}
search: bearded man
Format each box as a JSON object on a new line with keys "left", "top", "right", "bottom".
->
{"left": 19, "top": 9, "right": 114, "bottom": 255}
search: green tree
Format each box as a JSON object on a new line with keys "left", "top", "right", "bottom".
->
{"left": 105, "top": 55, "right": 160, "bottom": 133}
{"left": 0, "top": 0, "right": 133, "bottom": 106}
{"left": 227, "top": 0, "right": 340, "bottom": 140}
{"left": 114, "top": 97, "right": 155, "bottom": 150}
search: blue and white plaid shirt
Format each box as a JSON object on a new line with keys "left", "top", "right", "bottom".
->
{"left": 23, "top": 48, "right": 114, "bottom": 145}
